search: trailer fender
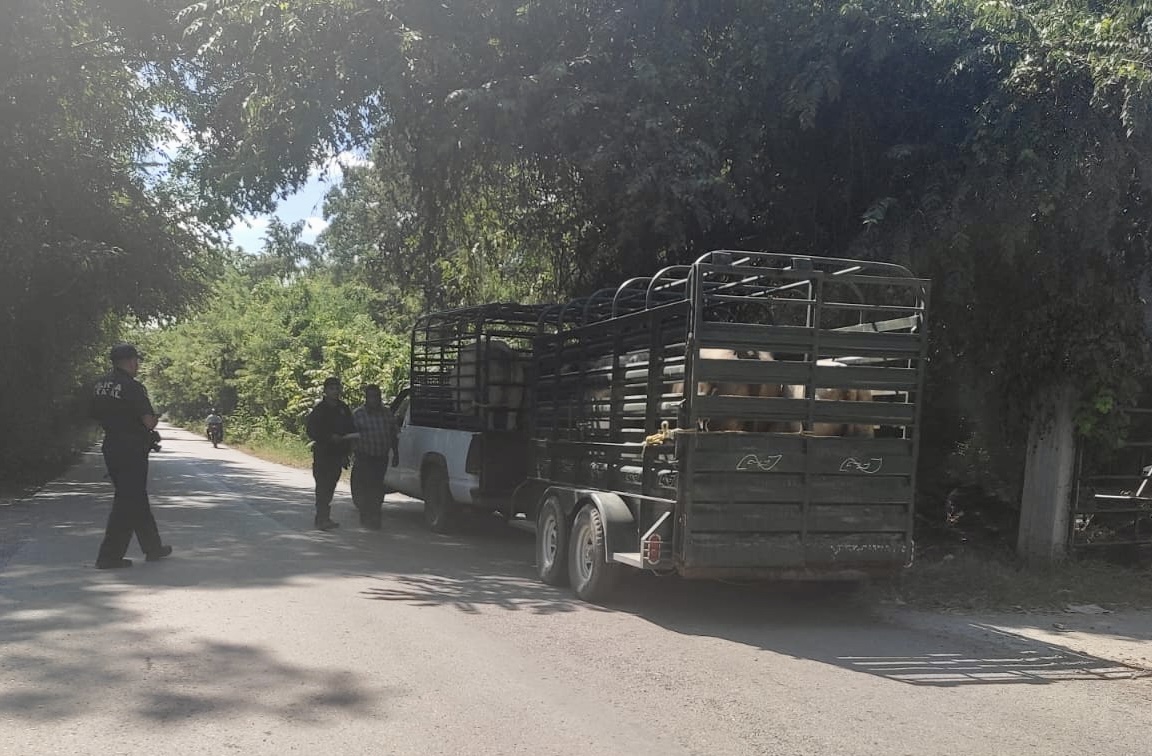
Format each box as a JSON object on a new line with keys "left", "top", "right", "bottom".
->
{"left": 510, "top": 479, "right": 548, "bottom": 519}
{"left": 541, "top": 486, "right": 578, "bottom": 519}
{"left": 576, "top": 491, "right": 635, "bottom": 561}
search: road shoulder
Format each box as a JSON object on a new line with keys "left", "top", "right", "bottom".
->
{"left": 889, "top": 606, "right": 1152, "bottom": 673}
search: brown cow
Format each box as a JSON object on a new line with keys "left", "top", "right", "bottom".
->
{"left": 795, "top": 359, "right": 875, "bottom": 437}
{"left": 678, "top": 352, "right": 876, "bottom": 436}
{"left": 691, "top": 348, "right": 792, "bottom": 432}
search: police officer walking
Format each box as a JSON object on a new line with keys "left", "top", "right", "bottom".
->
{"left": 305, "top": 376, "right": 358, "bottom": 530}
{"left": 91, "top": 343, "right": 172, "bottom": 569}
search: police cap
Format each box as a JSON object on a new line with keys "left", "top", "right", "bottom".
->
{"left": 110, "top": 343, "right": 142, "bottom": 362}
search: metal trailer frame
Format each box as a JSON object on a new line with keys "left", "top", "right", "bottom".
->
{"left": 405, "top": 303, "right": 554, "bottom": 508}
{"left": 1071, "top": 407, "right": 1152, "bottom": 561}
{"left": 528, "top": 251, "right": 931, "bottom": 591}
{"left": 409, "top": 302, "right": 551, "bottom": 431}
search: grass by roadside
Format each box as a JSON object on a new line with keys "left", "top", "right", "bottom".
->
{"left": 233, "top": 436, "right": 312, "bottom": 469}
{"left": 172, "top": 422, "right": 312, "bottom": 469}
{"left": 872, "top": 551, "right": 1152, "bottom": 613}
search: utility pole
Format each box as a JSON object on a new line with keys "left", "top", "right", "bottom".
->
{"left": 1016, "top": 383, "right": 1076, "bottom": 564}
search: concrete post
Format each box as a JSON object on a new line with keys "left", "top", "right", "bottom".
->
{"left": 1016, "top": 383, "right": 1077, "bottom": 564}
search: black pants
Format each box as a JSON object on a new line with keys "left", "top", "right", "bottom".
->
{"left": 312, "top": 454, "right": 344, "bottom": 522}
{"left": 351, "top": 453, "right": 389, "bottom": 525}
{"left": 97, "top": 442, "right": 162, "bottom": 561}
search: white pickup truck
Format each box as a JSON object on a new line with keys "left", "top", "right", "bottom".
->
{"left": 383, "top": 305, "right": 542, "bottom": 531}
{"left": 382, "top": 388, "right": 503, "bottom": 531}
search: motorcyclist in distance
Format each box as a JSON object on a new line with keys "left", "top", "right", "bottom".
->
{"left": 206, "top": 408, "right": 224, "bottom": 447}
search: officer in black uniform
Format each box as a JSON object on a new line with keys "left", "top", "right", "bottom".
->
{"left": 305, "top": 376, "right": 357, "bottom": 530}
{"left": 91, "top": 343, "right": 172, "bottom": 569}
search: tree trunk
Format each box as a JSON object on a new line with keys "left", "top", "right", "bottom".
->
{"left": 1016, "top": 383, "right": 1077, "bottom": 565}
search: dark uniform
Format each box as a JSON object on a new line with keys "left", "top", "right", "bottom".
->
{"left": 90, "top": 361, "right": 164, "bottom": 565}
{"left": 305, "top": 396, "right": 356, "bottom": 528}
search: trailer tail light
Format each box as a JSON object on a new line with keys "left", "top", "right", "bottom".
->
{"left": 643, "top": 534, "right": 663, "bottom": 564}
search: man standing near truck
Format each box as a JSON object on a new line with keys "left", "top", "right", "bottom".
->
{"left": 305, "top": 376, "right": 357, "bottom": 531}
{"left": 351, "top": 384, "right": 399, "bottom": 529}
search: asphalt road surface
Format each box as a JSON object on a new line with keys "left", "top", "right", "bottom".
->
{"left": 1, "top": 425, "right": 1150, "bottom": 755}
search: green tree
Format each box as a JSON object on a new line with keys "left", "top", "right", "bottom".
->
{"left": 319, "top": 140, "right": 573, "bottom": 317}
{"left": 247, "top": 217, "right": 323, "bottom": 283}
{"left": 176, "top": 0, "right": 1152, "bottom": 543}
{"left": 0, "top": 0, "right": 213, "bottom": 477}
{"left": 145, "top": 251, "right": 409, "bottom": 445}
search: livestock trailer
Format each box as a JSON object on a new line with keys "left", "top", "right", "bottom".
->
{"left": 525, "top": 251, "right": 931, "bottom": 600}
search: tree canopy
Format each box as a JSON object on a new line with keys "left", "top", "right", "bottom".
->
{"left": 0, "top": 0, "right": 214, "bottom": 474}
{"left": 176, "top": 1, "right": 1152, "bottom": 469}
{"left": 5, "top": 0, "right": 1152, "bottom": 535}
{"left": 142, "top": 243, "right": 408, "bottom": 441}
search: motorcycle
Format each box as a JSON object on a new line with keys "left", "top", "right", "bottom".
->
{"left": 207, "top": 422, "right": 223, "bottom": 448}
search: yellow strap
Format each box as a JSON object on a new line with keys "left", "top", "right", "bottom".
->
{"left": 644, "top": 420, "right": 679, "bottom": 446}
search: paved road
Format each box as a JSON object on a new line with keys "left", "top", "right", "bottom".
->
{"left": 1, "top": 425, "right": 1150, "bottom": 755}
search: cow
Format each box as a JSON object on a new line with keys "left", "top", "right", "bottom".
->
{"left": 679, "top": 348, "right": 795, "bottom": 433}
{"left": 453, "top": 339, "right": 528, "bottom": 431}
{"left": 560, "top": 348, "right": 876, "bottom": 437}
{"left": 792, "top": 359, "right": 875, "bottom": 438}
{"left": 688, "top": 353, "right": 875, "bottom": 437}
{"left": 575, "top": 349, "right": 654, "bottom": 434}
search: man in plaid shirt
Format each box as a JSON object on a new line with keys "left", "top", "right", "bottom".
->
{"left": 351, "top": 384, "right": 400, "bottom": 529}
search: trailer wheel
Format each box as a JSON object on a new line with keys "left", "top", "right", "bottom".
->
{"left": 568, "top": 505, "right": 621, "bottom": 602}
{"left": 536, "top": 495, "right": 569, "bottom": 586}
{"left": 423, "top": 466, "right": 457, "bottom": 533}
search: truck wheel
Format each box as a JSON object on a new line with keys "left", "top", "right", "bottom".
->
{"left": 568, "top": 504, "right": 622, "bottom": 602}
{"left": 536, "top": 495, "right": 569, "bottom": 586}
{"left": 423, "top": 467, "right": 457, "bottom": 533}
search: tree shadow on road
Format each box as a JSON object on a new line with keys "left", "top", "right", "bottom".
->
{"left": 359, "top": 570, "right": 596, "bottom": 616}
{"left": 590, "top": 576, "right": 1152, "bottom": 687}
{"left": 3, "top": 436, "right": 1146, "bottom": 709}
{"left": 350, "top": 538, "right": 1152, "bottom": 688}
{"left": 0, "top": 623, "right": 386, "bottom": 725}
{"left": 0, "top": 443, "right": 508, "bottom": 728}
{"left": 345, "top": 523, "right": 1151, "bottom": 688}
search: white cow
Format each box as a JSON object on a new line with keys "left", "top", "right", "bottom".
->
{"left": 453, "top": 339, "right": 528, "bottom": 431}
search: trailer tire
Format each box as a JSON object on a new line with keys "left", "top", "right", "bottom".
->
{"left": 568, "top": 504, "right": 621, "bottom": 602}
{"left": 423, "top": 466, "right": 457, "bottom": 533}
{"left": 536, "top": 495, "right": 569, "bottom": 586}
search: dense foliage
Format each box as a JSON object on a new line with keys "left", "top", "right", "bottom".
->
{"left": 5, "top": 0, "right": 1152, "bottom": 543}
{"left": 171, "top": 0, "right": 1152, "bottom": 523}
{"left": 0, "top": 0, "right": 212, "bottom": 478}
{"left": 141, "top": 239, "right": 408, "bottom": 447}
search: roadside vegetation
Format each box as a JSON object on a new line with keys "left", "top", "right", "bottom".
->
{"left": 4, "top": 1, "right": 1152, "bottom": 585}
{"left": 879, "top": 552, "right": 1152, "bottom": 613}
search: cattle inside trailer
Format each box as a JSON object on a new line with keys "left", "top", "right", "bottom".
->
{"left": 524, "top": 251, "right": 931, "bottom": 601}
